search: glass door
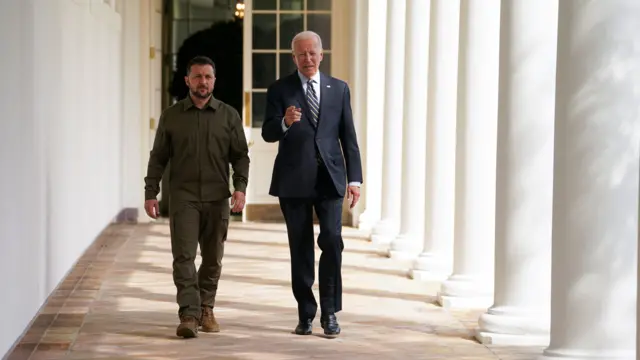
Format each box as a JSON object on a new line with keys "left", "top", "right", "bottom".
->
{"left": 242, "top": 0, "right": 333, "bottom": 220}
{"left": 247, "top": 0, "right": 332, "bottom": 128}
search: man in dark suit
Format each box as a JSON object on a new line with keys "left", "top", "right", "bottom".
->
{"left": 261, "top": 31, "right": 363, "bottom": 337}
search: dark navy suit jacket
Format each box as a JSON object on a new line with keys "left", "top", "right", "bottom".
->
{"left": 261, "top": 71, "right": 363, "bottom": 198}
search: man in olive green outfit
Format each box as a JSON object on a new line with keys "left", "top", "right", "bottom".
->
{"left": 143, "top": 56, "right": 250, "bottom": 339}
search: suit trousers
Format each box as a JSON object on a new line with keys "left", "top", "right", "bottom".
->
{"left": 169, "top": 199, "right": 229, "bottom": 320}
{"left": 279, "top": 165, "right": 345, "bottom": 321}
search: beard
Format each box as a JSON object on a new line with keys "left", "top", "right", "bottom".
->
{"left": 190, "top": 86, "right": 212, "bottom": 99}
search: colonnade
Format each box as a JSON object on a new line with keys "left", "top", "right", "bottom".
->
{"left": 351, "top": 0, "right": 640, "bottom": 357}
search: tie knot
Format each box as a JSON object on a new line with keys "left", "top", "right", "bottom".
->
{"left": 307, "top": 79, "right": 315, "bottom": 85}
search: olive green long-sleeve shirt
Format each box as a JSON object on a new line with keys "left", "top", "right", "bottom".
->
{"left": 144, "top": 96, "right": 250, "bottom": 202}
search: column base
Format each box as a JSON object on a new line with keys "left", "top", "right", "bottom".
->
{"left": 537, "top": 349, "right": 635, "bottom": 360}
{"left": 437, "top": 293, "right": 493, "bottom": 309}
{"left": 372, "top": 243, "right": 392, "bottom": 256}
{"left": 371, "top": 233, "right": 395, "bottom": 245}
{"left": 357, "top": 209, "right": 380, "bottom": 234}
{"left": 387, "top": 234, "right": 422, "bottom": 260}
{"left": 370, "top": 218, "right": 399, "bottom": 245}
{"left": 387, "top": 249, "right": 421, "bottom": 261}
{"left": 438, "top": 274, "right": 493, "bottom": 309}
{"left": 475, "top": 330, "right": 549, "bottom": 346}
{"left": 475, "top": 307, "right": 550, "bottom": 345}
{"left": 409, "top": 269, "right": 448, "bottom": 282}
{"left": 409, "top": 252, "right": 452, "bottom": 281}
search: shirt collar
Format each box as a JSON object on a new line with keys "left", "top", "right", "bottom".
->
{"left": 297, "top": 70, "right": 321, "bottom": 85}
{"left": 182, "top": 95, "right": 220, "bottom": 111}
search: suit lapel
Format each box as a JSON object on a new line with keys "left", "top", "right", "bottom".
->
{"left": 318, "top": 72, "right": 330, "bottom": 132}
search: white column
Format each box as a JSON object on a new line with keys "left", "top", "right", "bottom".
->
{"left": 349, "top": 0, "right": 367, "bottom": 182}
{"left": 475, "top": 0, "right": 558, "bottom": 346}
{"left": 355, "top": 0, "right": 384, "bottom": 232}
{"left": 120, "top": 0, "right": 143, "bottom": 216}
{"left": 410, "top": 0, "right": 460, "bottom": 281}
{"left": 138, "top": 0, "right": 152, "bottom": 223}
{"left": 539, "top": 1, "right": 640, "bottom": 359}
{"left": 345, "top": 0, "right": 365, "bottom": 227}
{"left": 387, "top": 0, "right": 430, "bottom": 259}
{"left": 370, "top": 0, "right": 406, "bottom": 245}
{"left": 437, "top": 0, "right": 500, "bottom": 309}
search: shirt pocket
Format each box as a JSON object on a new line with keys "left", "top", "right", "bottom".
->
{"left": 169, "top": 119, "right": 198, "bottom": 157}
{"left": 207, "top": 119, "right": 231, "bottom": 158}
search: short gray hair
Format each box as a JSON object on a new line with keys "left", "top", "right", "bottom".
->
{"left": 290, "top": 31, "right": 323, "bottom": 52}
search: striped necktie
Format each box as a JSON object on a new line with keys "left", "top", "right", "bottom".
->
{"left": 306, "top": 79, "right": 319, "bottom": 125}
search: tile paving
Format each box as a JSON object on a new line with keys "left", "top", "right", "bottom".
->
{"left": 6, "top": 221, "right": 544, "bottom": 359}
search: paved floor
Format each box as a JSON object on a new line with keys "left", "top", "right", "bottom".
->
{"left": 7, "top": 221, "right": 544, "bottom": 359}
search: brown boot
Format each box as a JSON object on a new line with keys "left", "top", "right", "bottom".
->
{"left": 200, "top": 306, "right": 220, "bottom": 333}
{"left": 176, "top": 315, "right": 199, "bottom": 338}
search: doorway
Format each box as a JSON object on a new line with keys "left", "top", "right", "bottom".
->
{"left": 160, "top": 0, "right": 343, "bottom": 223}
{"left": 159, "top": 0, "right": 244, "bottom": 217}
{"left": 242, "top": 0, "right": 334, "bottom": 222}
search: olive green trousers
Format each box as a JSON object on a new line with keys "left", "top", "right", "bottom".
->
{"left": 169, "top": 199, "right": 229, "bottom": 319}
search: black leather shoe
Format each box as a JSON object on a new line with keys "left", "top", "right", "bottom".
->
{"left": 294, "top": 319, "right": 313, "bottom": 335}
{"left": 320, "top": 314, "right": 341, "bottom": 337}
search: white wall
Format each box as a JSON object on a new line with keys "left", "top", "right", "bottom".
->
{"left": 0, "top": 0, "right": 124, "bottom": 356}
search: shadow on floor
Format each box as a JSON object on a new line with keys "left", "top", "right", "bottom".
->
{"left": 5, "top": 222, "right": 543, "bottom": 360}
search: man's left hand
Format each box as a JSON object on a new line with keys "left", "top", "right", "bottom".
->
{"left": 347, "top": 185, "right": 360, "bottom": 209}
{"left": 231, "top": 191, "right": 246, "bottom": 213}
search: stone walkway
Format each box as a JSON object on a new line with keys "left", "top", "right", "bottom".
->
{"left": 7, "top": 222, "right": 544, "bottom": 359}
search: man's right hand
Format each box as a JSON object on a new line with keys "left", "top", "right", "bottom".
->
{"left": 284, "top": 105, "right": 302, "bottom": 127}
{"left": 144, "top": 199, "right": 160, "bottom": 219}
